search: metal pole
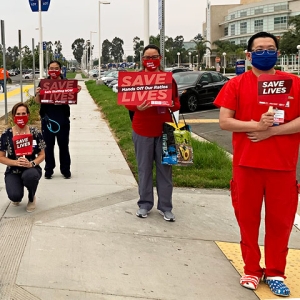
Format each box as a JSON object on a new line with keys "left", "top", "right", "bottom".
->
{"left": 90, "top": 32, "right": 92, "bottom": 74}
{"left": 98, "top": 1, "right": 101, "bottom": 80}
{"left": 39, "top": 0, "right": 44, "bottom": 79}
{"left": 18, "top": 30, "right": 23, "bottom": 102}
{"left": 32, "top": 38, "right": 36, "bottom": 93}
{"left": 144, "top": 0, "right": 149, "bottom": 46}
{"left": 1, "top": 20, "right": 8, "bottom": 124}
{"left": 159, "top": 0, "right": 165, "bottom": 70}
{"left": 298, "top": 49, "right": 300, "bottom": 75}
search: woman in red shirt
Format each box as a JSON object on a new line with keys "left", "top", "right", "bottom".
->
{"left": 125, "top": 44, "right": 180, "bottom": 221}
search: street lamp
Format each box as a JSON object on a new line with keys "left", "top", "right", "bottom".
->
{"left": 196, "top": 54, "right": 199, "bottom": 70}
{"left": 98, "top": 1, "right": 110, "bottom": 80}
{"left": 297, "top": 45, "right": 300, "bottom": 75}
{"left": 222, "top": 52, "right": 226, "bottom": 75}
{"left": 188, "top": 52, "right": 191, "bottom": 69}
{"left": 89, "top": 31, "right": 97, "bottom": 76}
{"left": 244, "top": 50, "right": 248, "bottom": 72}
{"left": 165, "top": 48, "right": 169, "bottom": 68}
{"left": 177, "top": 52, "right": 180, "bottom": 67}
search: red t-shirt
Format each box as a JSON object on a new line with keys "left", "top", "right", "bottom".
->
{"left": 214, "top": 70, "right": 300, "bottom": 171}
{"left": 125, "top": 77, "right": 180, "bottom": 137}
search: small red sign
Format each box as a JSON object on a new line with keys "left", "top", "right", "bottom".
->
{"left": 117, "top": 72, "right": 173, "bottom": 106}
{"left": 40, "top": 79, "right": 78, "bottom": 105}
{"left": 257, "top": 74, "right": 293, "bottom": 107}
{"left": 13, "top": 134, "right": 33, "bottom": 156}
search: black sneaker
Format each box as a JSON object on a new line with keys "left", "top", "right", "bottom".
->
{"left": 44, "top": 173, "right": 53, "bottom": 179}
{"left": 62, "top": 171, "right": 71, "bottom": 179}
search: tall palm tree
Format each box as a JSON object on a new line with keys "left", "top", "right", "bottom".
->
{"left": 191, "top": 37, "right": 211, "bottom": 70}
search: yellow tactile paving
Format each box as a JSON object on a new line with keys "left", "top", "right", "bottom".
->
{"left": 216, "top": 241, "right": 300, "bottom": 299}
{"left": 183, "top": 118, "right": 219, "bottom": 123}
{"left": 0, "top": 85, "right": 34, "bottom": 102}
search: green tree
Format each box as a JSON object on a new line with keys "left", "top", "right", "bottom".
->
{"left": 133, "top": 36, "right": 143, "bottom": 63}
{"left": 72, "top": 38, "right": 85, "bottom": 64}
{"left": 191, "top": 34, "right": 211, "bottom": 69}
{"left": 280, "top": 15, "right": 300, "bottom": 54}
{"left": 111, "top": 37, "right": 124, "bottom": 62}
{"left": 102, "top": 39, "right": 112, "bottom": 64}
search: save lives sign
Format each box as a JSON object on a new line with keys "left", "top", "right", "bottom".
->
{"left": 13, "top": 134, "right": 33, "bottom": 156}
{"left": 40, "top": 79, "right": 78, "bottom": 104}
{"left": 257, "top": 74, "right": 293, "bottom": 107}
{"left": 117, "top": 72, "right": 173, "bottom": 106}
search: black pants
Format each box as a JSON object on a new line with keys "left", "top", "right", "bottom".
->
{"left": 5, "top": 168, "right": 42, "bottom": 202}
{"left": 42, "top": 121, "right": 71, "bottom": 175}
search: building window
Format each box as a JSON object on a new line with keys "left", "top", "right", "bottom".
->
{"left": 230, "top": 14, "right": 235, "bottom": 20}
{"left": 255, "top": 8, "right": 264, "bottom": 15}
{"left": 231, "top": 24, "right": 236, "bottom": 36}
{"left": 240, "top": 22, "right": 247, "bottom": 34}
{"left": 224, "top": 27, "right": 228, "bottom": 36}
{"left": 274, "top": 4, "right": 288, "bottom": 12}
{"left": 240, "top": 11, "right": 247, "bottom": 17}
{"left": 240, "top": 39, "right": 247, "bottom": 46}
{"left": 274, "top": 16, "right": 287, "bottom": 30}
{"left": 254, "top": 19, "right": 263, "bottom": 32}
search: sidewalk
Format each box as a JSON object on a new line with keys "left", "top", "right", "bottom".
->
{"left": 0, "top": 80, "right": 299, "bottom": 300}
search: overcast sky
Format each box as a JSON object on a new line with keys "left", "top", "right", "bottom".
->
{"left": 1, "top": 0, "right": 240, "bottom": 60}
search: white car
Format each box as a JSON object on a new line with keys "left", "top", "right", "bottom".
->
{"left": 112, "top": 83, "right": 118, "bottom": 93}
{"left": 22, "top": 71, "right": 46, "bottom": 79}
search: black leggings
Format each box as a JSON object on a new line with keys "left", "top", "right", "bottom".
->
{"left": 5, "top": 168, "right": 42, "bottom": 203}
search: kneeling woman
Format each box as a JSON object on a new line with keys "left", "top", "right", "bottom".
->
{"left": 0, "top": 102, "right": 46, "bottom": 212}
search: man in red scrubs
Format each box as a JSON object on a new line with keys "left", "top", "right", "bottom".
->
{"left": 214, "top": 31, "right": 300, "bottom": 297}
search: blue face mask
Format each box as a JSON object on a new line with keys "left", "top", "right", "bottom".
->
{"left": 251, "top": 50, "right": 278, "bottom": 71}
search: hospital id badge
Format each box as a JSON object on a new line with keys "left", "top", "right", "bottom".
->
{"left": 274, "top": 109, "right": 284, "bottom": 124}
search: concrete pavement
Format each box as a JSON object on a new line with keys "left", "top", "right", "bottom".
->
{"left": 0, "top": 78, "right": 299, "bottom": 300}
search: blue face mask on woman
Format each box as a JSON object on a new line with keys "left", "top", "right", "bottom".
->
{"left": 251, "top": 50, "right": 278, "bottom": 71}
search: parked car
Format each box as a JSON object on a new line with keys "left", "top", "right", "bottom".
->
{"left": 165, "top": 67, "right": 192, "bottom": 73}
{"left": 22, "top": 70, "right": 47, "bottom": 79}
{"left": 8, "top": 70, "right": 16, "bottom": 76}
{"left": 112, "top": 83, "right": 118, "bottom": 93}
{"left": 172, "top": 71, "right": 229, "bottom": 112}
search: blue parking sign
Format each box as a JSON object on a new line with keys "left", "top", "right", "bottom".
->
{"left": 41, "top": 0, "right": 51, "bottom": 11}
{"left": 236, "top": 60, "right": 245, "bottom": 75}
{"left": 29, "top": 0, "right": 51, "bottom": 12}
{"left": 29, "top": 0, "right": 39, "bottom": 12}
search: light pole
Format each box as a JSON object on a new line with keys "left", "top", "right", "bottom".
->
{"left": 222, "top": 52, "right": 226, "bottom": 75}
{"left": 188, "top": 52, "right": 191, "bottom": 69}
{"left": 140, "top": 50, "right": 143, "bottom": 69}
{"left": 244, "top": 49, "right": 248, "bottom": 72}
{"left": 297, "top": 45, "right": 300, "bottom": 75}
{"left": 177, "top": 52, "right": 180, "bottom": 67}
{"left": 89, "top": 31, "right": 97, "bottom": 76}
{"left": 165, "top": 48, "right": 169, "bottom": 68}
{"left": 98, "top": 1, "right": 110, "bottom": 80}
{"left": 196, "top": 54, "right": 199, "bottom": 70}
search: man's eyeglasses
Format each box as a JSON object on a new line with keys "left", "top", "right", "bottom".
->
{"left": 142, "top": 55, "right": 160, "bottom": 60}
{"left": 252, "top": 49, "right": 277, "bottom": 55}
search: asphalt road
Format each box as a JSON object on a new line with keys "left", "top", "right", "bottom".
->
{"left": 182, "top": 106, "right": 300, "bottom": 182}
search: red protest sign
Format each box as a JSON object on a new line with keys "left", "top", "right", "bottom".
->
{"left": 117, "top": 72, "right": 173, "bottom": 106}
{"left": 40, "top": 79, "right": 78, "bottom": 105}
{"left": 13, "top": 134, "right": 33, "bottom": 156}
{"left": 257, "top": 74, "right": 293, "bottom": 107}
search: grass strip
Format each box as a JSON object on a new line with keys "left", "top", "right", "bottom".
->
{"left": 86, "top": 80, "right": 232, "bottom": 189}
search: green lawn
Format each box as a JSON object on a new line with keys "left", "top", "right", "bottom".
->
{"left": 86, "top": 80, "right": 232, "bottom": 189}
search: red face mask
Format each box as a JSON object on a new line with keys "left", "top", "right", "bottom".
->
{"left": 142, "top": 59, "right": 161, "bottom": 71}
{"left": 48, "top": 69, "right": 61, "bottom": 79}
{"left": 14, "top": 115, "right": 28, "bottom": 128}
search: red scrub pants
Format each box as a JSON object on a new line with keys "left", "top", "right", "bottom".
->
{"left": 231, "top": 166, "right": 298, "bottom": 278}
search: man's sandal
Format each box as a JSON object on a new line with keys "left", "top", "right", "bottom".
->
{"left": 240, "top": 275, "right": 260, "bottom": 290}
{"left": 265, "top": 277, "right": 290, "bottom": 297}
